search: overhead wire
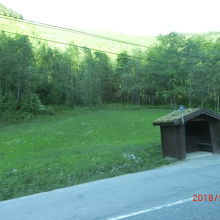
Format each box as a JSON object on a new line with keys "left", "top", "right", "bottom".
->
{"left": 0, "top": 14, "right": 207, "bottom": 61}
{"left": 0, "top": 14, "right": 150, "bottom": 48}
{"left": 0, "top": 29, "right": 148, "bottom": 61}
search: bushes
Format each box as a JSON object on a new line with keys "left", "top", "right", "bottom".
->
{"left": 21, "top": 93, "right": 45, "bottom": 113}
{"left": 0, "top": 93, "right": 18, "bottom": 111}
{"left": 0, "top": 93, "right": 53, "bottom": 122}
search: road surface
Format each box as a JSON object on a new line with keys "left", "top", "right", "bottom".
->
{"left": 0, "top": 154, "right": 220, "bottom": 220}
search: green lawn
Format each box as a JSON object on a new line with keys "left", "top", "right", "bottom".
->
{"left": 0, "top": 107, "right": 171, "bottom": 201}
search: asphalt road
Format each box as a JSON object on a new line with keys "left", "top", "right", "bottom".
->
{"left": 0, "top": 154, "right": 220, "bottom": 220}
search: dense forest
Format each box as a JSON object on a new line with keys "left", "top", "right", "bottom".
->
{"left": 0, "top": 31, "right": 220, "bottom": 117}
{"left": 0, "top": 5, "right": 220, "bottom": 121}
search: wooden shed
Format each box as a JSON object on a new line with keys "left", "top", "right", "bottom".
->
{"left": 153, "top": 108, "right": 220, "bottom": 160}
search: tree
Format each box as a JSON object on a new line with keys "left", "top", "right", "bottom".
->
{"left": 115, "top": 51, "right": 134, "bottom": 103}
{"left": 183, "top": 36, "right": 212, "bottom": 107}
{"left": 0, "top": 33, "right": 36, "bottom": 109}
{"left": 93, "top": 51, "right": 113, "bottom": 103}
{"left": 145, "top": 32, "right": 187, "bottom": 107}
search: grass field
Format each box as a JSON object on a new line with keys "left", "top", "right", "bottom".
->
{"left": 0, "top": 106, "right": 172, "bottom": 201}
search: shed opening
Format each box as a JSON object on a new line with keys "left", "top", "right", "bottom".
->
{"left": 185, "top": 120, "right": 212, "bottom": 153}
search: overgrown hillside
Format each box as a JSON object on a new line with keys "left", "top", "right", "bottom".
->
{"left": 0, "top": 3, "right": 23, "bottom": 19}
{"left": 0, "top": 3, "right": 220, "bottom": 122}
{"left": 0, "top": 15, "right": 155, "bottom": 54}
{"left": 0, "top": 3, "right": 220, "bottom": 54}
{"left": 0, "top": 2, "right": 154, "bottom": 54}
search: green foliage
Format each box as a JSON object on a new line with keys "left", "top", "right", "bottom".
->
{"left": 0, "top": 107, "right": 170, "bottom": 200}
{"left": 0, "top": 92, "right": 18, "bottom": 110}
{"left": 1, "top": 30, "right": 220, "bottom": 120}
{"left": 0, "top": 3, "right": 23, "bottom": 19}
{"left": 1, "top": 1, "right": 220, "bottom": 203}
{"left": 21, "top": 93, "right": 45, "bottom": 113}
{"left": 1, "top": 28, "right": 220, "bottom": 121}
{"left": 0, "top": 8, "right": 154, "bottom": 55}
{"left": 0, "top": 2, "right": 220, "bottom": 112}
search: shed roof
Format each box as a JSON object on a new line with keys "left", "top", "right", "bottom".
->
{"left": 153, "top": 108, "right": 220, "bottom": 126}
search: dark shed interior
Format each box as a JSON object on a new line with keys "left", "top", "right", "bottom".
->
{"left": 185, "top": 119, "right": 212, "bottom": 153}
{"left": 153, "top": 108, "right": 220, "bottom": 160}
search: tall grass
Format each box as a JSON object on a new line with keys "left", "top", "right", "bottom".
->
{"left": 0, "top": 107, "right": 171, "bottom": 200}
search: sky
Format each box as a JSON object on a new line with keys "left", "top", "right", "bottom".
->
{"left": 0, "top": 0, "right": 220, "bottom": 36}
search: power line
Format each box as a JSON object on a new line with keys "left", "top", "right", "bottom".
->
{"left": 0, "top": 29, "right": 148, "bottom": 61}
{"left": 0, "top": 14, "right": 150, "bottom": 48}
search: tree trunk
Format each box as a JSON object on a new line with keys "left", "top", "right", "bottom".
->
{"left": 17, "top": 72, "right": 21, "bottom": 102}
